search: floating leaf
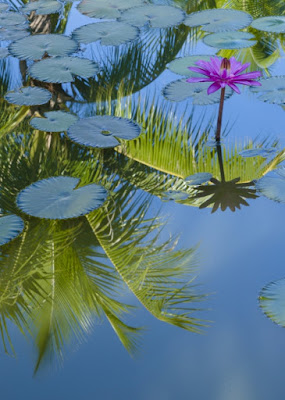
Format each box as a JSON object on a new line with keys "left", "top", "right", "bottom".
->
{"left": 163, "top": 79, "right": 233, "bottom": 105}
{"left": 203, "top": 31, "right": 257, "bottom": 49}
{"left": 0, "top": 215, "right": 24, "bottom": 246}
{"left": 0, "top": 12, "right": 27, "bottom": 27}
{"left": 119, "top": 5, "right": 185, "bottom": 28}
{"left": 239, "top": 148, "right": 277, "bottom": 158}
{"left": 251, "top": 16, "right": 285, "bottom": 33}
{"left": 255, "top": 171, "right": 285, "bottom": 204}
{"left": 67, "top": 116, "right": 142, "bottom": 149}
{"left": 72, "top": 22, "right": 139, "bottom": 46}
{"left": 0, "top": 27, "right": 29, "bottom": 41}
{"left": 167, "top": 55, "right": 212, "bottom": 77}
{"left": 250, "top": 76, "right": 285, "bottom": 105}
{"left": 0, "top": 47, "right": 8, "bottom": 58}
{"left": 9, "top": 34, "right": 78, "bottom": 60}
{"left": 184, "top": 9, "right": 252, "bottom": 32}
{"left": 77, "top": 0, "right": 144, "bottom": 19}
{"left": 23, "top": 0, "right": 62, "bottom": 15}
{"left": 30, "top": 111, "right": 78, "bottom": 132}
{"left": 161, "top": 190, "right": 189, "bottom": 202}
{"left": 5, "top": 87, "right": 52, "bottom": 106}
{"left": 260, "top": 278, "right": 285, "bottom": 327}
{"left": 185, "top": 173, "right": 213, "bottom": 185}
{"left": 17, "top": 176, "right": 108, "bottom": 220}
{"left": 29, "top": 56, "right": 99, "bottom": 83}
{"left": 0, "top": 3, "right": 9, "bottom": 12}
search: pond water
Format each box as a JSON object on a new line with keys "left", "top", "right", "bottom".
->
{"left": 0, "top": 0, "right": 285, "bottom": 399}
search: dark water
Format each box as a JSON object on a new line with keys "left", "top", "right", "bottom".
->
{"left": 0, "top": 1, "right": 285, "bottom": 399}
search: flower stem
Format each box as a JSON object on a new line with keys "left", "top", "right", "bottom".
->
{"left": 215, "top": 87, "right": 225, "bottom": 142}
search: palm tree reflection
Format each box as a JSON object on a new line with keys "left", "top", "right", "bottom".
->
{"left": 194, "top": 144, "right": 259, "bottom": 213}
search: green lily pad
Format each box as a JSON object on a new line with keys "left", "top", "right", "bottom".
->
{"left": 119, "top": 5, "right": 185, "bottom": 28}
{"left": 67, "top": 116, "right": 142, "bottom": 149}
{"left": 167, "top": 55, "right": 212, "bottom": 77}
{"left": 184, "top": 9, "right": 253, "bottom": 32}
{"left": 17, "top": 176, "right": 108, "bottom": 220}
{"left": 23, "top": 0, "right": 62, "bottom": 15}
{"left": 255, "top": 170, "right": 285, "bottom": 204}
{"left": 260, "top": 278, "right": 285, "bottom": 327}
{"left": 72, "top": 22, "right": 139, "bottom": 46}
{"left": 29, "top": 56, "right": 99, "bottom": 83}
{"left": 163, "top": 79, "right": 233, "bottom": 105}
{"left": 161, "top": 190, "right": 189, "bottom": 202}
{"left": 77, "top": 0, "right": 144, "bottom": 19}
{"left": 30, "top": 111, "right": 78, "bottom": 132}
{"left": 0, "top": 12, "right": 27, "bottom": 27}
{"left": 203, "top": 31, "right": 257, "bottom": 49}
{"left": 185, "top": 173, "right": 213, "bottom": 185}
{"left": 0, "top": 215, "right": 24, "bottom": 246}
{"left": 9, "top": 34, "right": 78, "bottom": 60}
{"left": 5, "top": 87, "right": 52, "bottom": 106}
{"left": 250, "top": 76, "right": 285, "bottom": 105}
{"left": 251, "top": 16, "right": 285, "bottom": 33}
{"left": 0, "top": 27, "right": 30, "bottom": 41}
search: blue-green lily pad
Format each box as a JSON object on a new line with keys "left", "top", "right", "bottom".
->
{"left": 0, "top": 3, "right": 9, "bottom": 12}
{"left": 9, "top": 34, "right": 78, "bottom": 60}
{"left": 72, "top": 22, "right": 139, "bottom": 46}
{"left": 0, "top": 47, "right": 8, "bottom": 58}
{"left": 163, "top": 79, "right": 233, "bottom": 105}
{"left": 184, "top": 9, "right": 253, "bottom": 32}
{"left": 260, "top": 278, "right": 285, "bottom": 327}
{"left": 23, "top": 0, "right": 62, "bottom": 15}
{"left": 29, "top": 56, "right": 99, "bottom": 83}
{"left": 17, "top": 176, "right": 108, "bottom": 220}
{"left": 30, "top": 111, "right": 78, "bottom": 132}
{"left": 203, "top": 31, "right": 257, "bottom": 49}
{"left": 67, "top": 116, "right": 142, "bottom": 149}
{"left": 251, "top": 16, "right": 285, "bottom": 33}
{"left": 0, "top": 215, "right": 24, "bottom": 246}
{"left": 0, "top": 12, "right": 27, "bottom": 27}
{"left": 255, "top": 171, "right": 285, "bottom": 204}
{"left": 119, "top": 5, "right": 185, "bottom": 28}
{"left": 5, "top": 87, "right": 52, "bottom": 106}
{"left": 161, "top": 190, "right": 189, "bottom": 202}
{"left": 185, "top": 173, "right": 213, "bottom": 185}
{"left": 77, "top": 0, "right": 144, "bottom": 19}
{"left": 167, "top": 55, "right": 212, "bottom": 77}
{"left": 0, "top": 27, "right": 30, "bottom": 41}
{"left": 250, "top": 76, "right": 285, "bottom": 105}
{"left": 239, "top": 148, "right": 277, "bottom": 158}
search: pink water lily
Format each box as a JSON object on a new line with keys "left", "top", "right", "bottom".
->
{"left": 186, "top": 56, "right": 262, "bottom": 95}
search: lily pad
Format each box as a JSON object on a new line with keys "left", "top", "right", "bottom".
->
{"left": 72, "top": 22, "right": 139, "bottom": 46}
{"left": 255, "top": 171, "right": 285, "bottom": 204}
{"left": 67, "top": 116, "right": 142, "bottom": 149}
{"left": 167, "top": 55, "right": 212, "bottom": 77}
{"left": 30, "top": 111, "right": 78, "bottom": 132}
{"left": 0, "top": 3, "right": 9, "bottom": 12}
{"left": 203, "top": 31, "right": 257, "bottom": 49}
{"left": 239, "top": 148, "right": 277, "bottom": 158}
{"left": 77, "top": 0, "right": 144, "bottom": 19}
{"left": 250, "top": 76, "right": 285, "bottom": 105}
{"left": 0, "top": 47, "right": 8, "bottom": 58}
{"left": 185, "top": 173, "right": 213, "bottom": 185}
{"left": 0, "top": 215, "right": 24, "bottom": 246}
{"left": 17, "top": 176, "right": 108, "bottom": 220}
{"left": 0, "top": 27, "right": 30, "bottom": 41}
{"left": 23, "top": 0, "right": 62, "bottom": 15}
{"left": 184, "top": 9, "right": 253, "bottom": 32}
{"left": 163, "top": 79, "right": 233, "bottom": 105}
{"left": 29, "top": 56, "right": 99, "bottom": 83}
{"left": 5, "top": 87, "right": 52, "bottom": 106}
{"left": 0, "top": 12, "right": 27, "bottom": 27}
{"left": 161, "top": 190, "right": 189, "bottom": 202}
{"left": 9, "top": 34, "right": 78, "bottom": 60}
{"left": 251, "top": 16, "right": 285, "bottom": 33}
{"left": 119, "top": 5, "right": 185, "bottom": 28}
{"left": 260, "top": 278, "right": 285, "bottom": 327}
